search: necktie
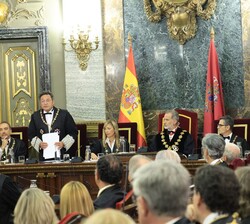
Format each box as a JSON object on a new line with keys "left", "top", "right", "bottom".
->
{"left": 168, "top": 130, "right": 175, "bottom": 135}
{"left": 44, "top": 112, "right": 52, "bottom": 115}
{"left": 223, "top": 136, "right": 230, "bottom": 140}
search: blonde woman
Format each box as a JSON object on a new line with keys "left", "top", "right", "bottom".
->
{"left": 14, "top": 188, "right": 58, "bottom": 224}
{"left": 82, "top": 208, "right": 135, "bottom": 224}
{"left": 92, "top": 119, "right": 129, "bottom": 155}
{"left": 60, "top": 181, "right": 94, "bottom": 220}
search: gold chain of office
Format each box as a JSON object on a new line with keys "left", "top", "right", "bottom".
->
{"left": 39, "top": 109, "right": 60, "bottom": 128}
{"left": 160, "top": 130, "right": 187, "bottom": 150}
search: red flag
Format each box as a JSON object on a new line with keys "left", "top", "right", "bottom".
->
{"left": 203, "top": 36, "right": 225, "bottom": 135}
{"left": 118, "top": 46, "right": 147, "bottom": 148}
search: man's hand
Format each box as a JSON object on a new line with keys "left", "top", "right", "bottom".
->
{"left": 55, "top": 141, "right": 64, "bottom": 150}
{"left": 1, "top": 138, "right": 8, "bottom": 149}
{"left": 40, "top": 142, "right": 48, "bottom": 149}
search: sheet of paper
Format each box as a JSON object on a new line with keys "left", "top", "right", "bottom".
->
{"left": 42, "top": 132, "right": 60, "bottom": 159}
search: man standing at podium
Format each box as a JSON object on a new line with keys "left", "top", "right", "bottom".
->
{"left": 28, "top": 91, "right": 78, "bottom": 160}
{"left": 153, "top": 109, "right": 194, "bottom": 157}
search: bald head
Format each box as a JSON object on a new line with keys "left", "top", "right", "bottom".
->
{"left": 128, "top": 155, "right": 152, "bottom": 182}
{"left": 155, "top": 150, "right": 181, "bottom": 163}
{"left": 223, "top": 143, "right": 241, "bottom": 164}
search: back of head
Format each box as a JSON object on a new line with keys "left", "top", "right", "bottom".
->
{"left": 14, "top": 188, "right": 58, "bottom": 224}
{"left": 128, "top": 154, "right": 152, "bottom": 181}
{"left": 194, "top": 165, "right": 240, "bottom": 214}
{"left": 60, "top": 181, "right": 94, "bottom": 219}
{"left": 155, "top": 150, "right": 181, "bottom": 163}
{"left": 202, "top": 133, "right": 225, "bottom": 159}
{"left": 132, "top": 160, "right": 190, "bottom": 217}
{"left": 96, "top": 154, "right": 123, "bottom": 184}
{"left": 235, "top": 166, "right": 250, "bottom": 218}
{"left": 82, "top": 208, "right": 135, "bottom": 224}
{"left": 223, "top": 143, "right": 241, "bottom": 163}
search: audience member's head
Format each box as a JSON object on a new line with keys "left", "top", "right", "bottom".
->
{"left": 132, "top": 160, "right": 190, "bottom": 224}
{"left": 82, "top": 208, "right": 135, "bottom": 224}
{"left": 193, "top": 165, "right": 240, "bottom": 224}
{"left": 202, "top": 133, "right": 225, "bottom": 163}
{"left": 217, "top": 115, "right": 234, "bottom": 136}
{"left": 155, "top": 150, "right": 181, "bottom": 163}
{"left": 60, "top": 181, "right": 94, "bottom": 219}
{"left": 14, "top": 188, "right": 58, "bottom": 224}
{"left": 223, "top": 142, "right": 241, "bottom": 164}
{"left": 235, "top": 166, "right": 250, "bottom": 220}
{"left": 128, "top": 154, "right": 152, "bottom": 182}
{"left": 95, "top": 154, "right": 123, "bottom": 188}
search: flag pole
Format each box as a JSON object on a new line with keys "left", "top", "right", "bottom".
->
{"left": 210, "top": 27, "right": 214, "bottom": 40}
{"left": 128, "top": 32, "right": 132, "bottom": 48}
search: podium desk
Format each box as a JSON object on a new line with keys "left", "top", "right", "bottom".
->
{"left": 0, "top": 154, "right": 206, "bottom": 198}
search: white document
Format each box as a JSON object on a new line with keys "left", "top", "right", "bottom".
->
{"left": 42, "top": 132, "right": 60, "bottom": 159}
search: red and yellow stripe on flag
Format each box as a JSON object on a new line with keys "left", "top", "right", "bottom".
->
{"left": 118, "top": 46, "right": 147, "bottom": 148}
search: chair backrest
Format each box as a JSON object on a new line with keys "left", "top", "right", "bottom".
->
{"left": 213, "top": 118, "right": 250, "bottom": 143}
{"left": 98, "top": 122, "right": 137, "bottom": 149}
{"left": 158, "top": 109, "right": 198, "bottom": 148}
{"left": 116, "top": 189, "right": 133, "bottom": 210}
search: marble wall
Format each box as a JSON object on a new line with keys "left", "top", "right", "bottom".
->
{"left": 104, "top": 0, "right": 250, "bottom": 138}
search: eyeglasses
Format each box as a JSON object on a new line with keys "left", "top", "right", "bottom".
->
{"left": 217, "top": 124, "right": 227, "bottom": 127}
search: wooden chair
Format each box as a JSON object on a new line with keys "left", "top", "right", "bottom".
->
{"left": 158, "top": 109, "right": 198, "bottom": 148}
{"left": 98, "top": 122, "right": 138, "bottom": 150}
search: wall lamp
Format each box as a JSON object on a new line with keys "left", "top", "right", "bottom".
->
{"left": 63, "top": 31, "right": 99, "bottom": 71}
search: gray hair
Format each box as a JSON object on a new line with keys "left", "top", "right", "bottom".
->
{"left": 155, "top": 150, "right": 181, "bottom": 163}
{"left": 223, "top": 143, "right": 240, "bottom": 163}
{"left": 165, "top": 109, "right": 179, "bottom": 122}
{"left": 128, "top": 155, "right": 152, "bottom": 180}
{"left": 132, "top": 160, "right": 190, "bottom": 217}
{"left": 202, "top": 133, "right": 225, "bottom": 159}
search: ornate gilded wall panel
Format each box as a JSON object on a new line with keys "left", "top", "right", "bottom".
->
{"left": 4, "top": 45, "right": 37, "bottom": 126}
{"left": 0, "top": 27, "right": 50, "bottom": 127}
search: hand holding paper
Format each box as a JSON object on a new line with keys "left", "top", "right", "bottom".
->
{"left": 42, "top": 133, "right": 60, "bottom": 159}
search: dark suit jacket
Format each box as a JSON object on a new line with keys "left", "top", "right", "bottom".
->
{"left": 152, "top": 128, "right": 194, "bottom": 156}
{"left": 28, "top": 107, "right": 78, "bottom": 159}
{"left": 174, "top": 217, "right": 192, "bottom": 224}
{"left": 94, "top": 184, "right": 125, "bottom": 209}
{"left": 229, "top": 133, "right": 250, "bottom": 157}
{"left": 0, "top": 138, "right": 27, "bottom": 163}
{"left": 0, "top": 174, "right": 22, "bottom": 224}
{"left": 241, "top": 216, "right": 250, "bottom": 224}
{"left": 91, "top": 138, "right": 129, "bottom": 155}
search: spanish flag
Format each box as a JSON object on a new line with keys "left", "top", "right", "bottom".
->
{"left": 118, "top": 45, "right": 147, "bottom": 148}
{"left": 203, "top": 28, "right": 225, "bottom": 135}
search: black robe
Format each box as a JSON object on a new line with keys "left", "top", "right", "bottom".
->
{"left": 28, "top": 107, "right": 78, "bottom": 160}
{"left": 0, "top": 138, "right": 27, "bottom": 163}
{"left": 152, "top": 128, "right": 194, "bottom": 156}
{"left": 229, "top": 133, "right": 250, "bottom": 157}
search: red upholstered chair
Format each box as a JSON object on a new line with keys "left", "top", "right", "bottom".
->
{"left": 228, "top": 158, "right": 246, "bottom": 170}
{"left": 116, "top": 189, "right": 134, "bottom": 210}
{"left": 158, "top": 109, "right": 198, "bottom": 148}
{"left": 213, "top": 118, "right": 250, "bottom": 143}
{"left": 98, "top": 122, "right": 137, "bottom": 150}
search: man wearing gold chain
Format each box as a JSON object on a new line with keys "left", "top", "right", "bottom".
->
{"left": 153, "top": 109, "right": 194, "bottom": 156}
{"left": 0, "top": 121, "right": 27, "bottom": 162}
{"left": 28, "top": 91, "right": 78, "bottom": 160}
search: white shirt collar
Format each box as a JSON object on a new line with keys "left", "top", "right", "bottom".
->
{"left": 203, "top": 212, "right": 219, "bottom": 224}
{"left": 210, "top": 158, "right": 223, "bottom": 165}
{"left": 165, "top": 217, "right": 181, "bottom": 224}
{"left": 97, "top": 184, "right": 115, "bottom": 197}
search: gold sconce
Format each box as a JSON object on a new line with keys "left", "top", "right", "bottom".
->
{"left": 63, "top": 31, "right": 99, "bottom": 71}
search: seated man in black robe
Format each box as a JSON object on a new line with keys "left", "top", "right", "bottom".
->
{"left": 0, "top": 121, "right": 27, "bottom": 162}
{"left": 217, "top": 115, "right": 250, "bottom": 157}
{"left": 151, "top": 109, "right": 194, "bottom": 157}
{"left": 94, "top": 154, "right": 125, "bottom": 209}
